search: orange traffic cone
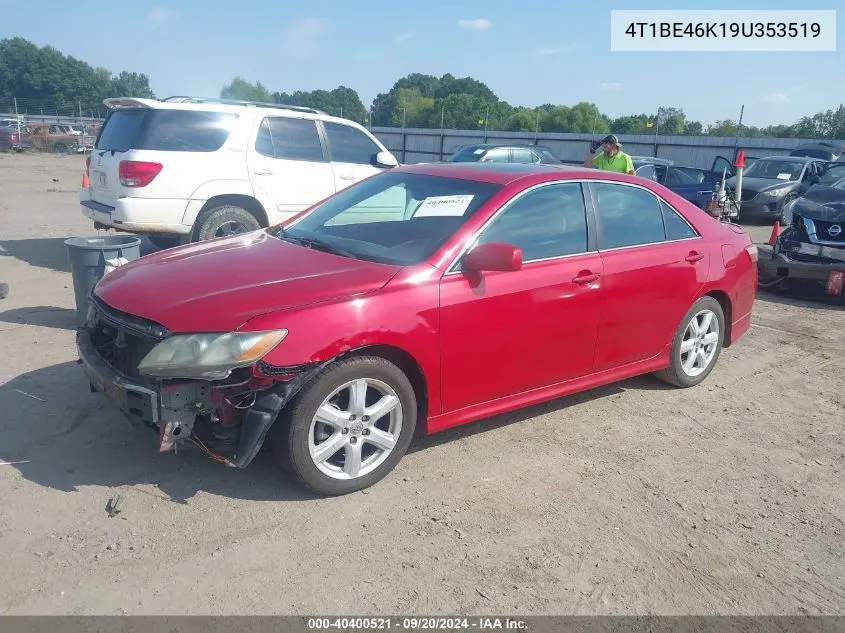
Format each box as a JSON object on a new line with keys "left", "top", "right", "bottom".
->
{"left": 81, "top": 170, "right": 90, "bottom": 189}
{"left": 767, "top": 220, "right": 782, "bottom": 246}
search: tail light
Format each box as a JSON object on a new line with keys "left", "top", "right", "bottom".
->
{"left": 745, "top": 244, "right": 758, "bottom": 263}
{"left": 119, "top": 161, "right": 163, "bottom": 187}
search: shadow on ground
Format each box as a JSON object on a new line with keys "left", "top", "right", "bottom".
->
{"left": 0, "top": 358, "right": 673, "bottom": 503}
{"left": 0, "top": 236, "right": 159, "bottom": 274}
{"left": 756, "top": 285, "right": 844, "bottom": 311}
{"left": 0, "top": 306, "right": 77, "bottom": 330}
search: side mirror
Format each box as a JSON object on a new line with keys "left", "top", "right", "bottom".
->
{"left": 463, "top": 242, "right": 522, "bottom": 273}
{"left": 375, "top": 151, "right": 398, "bottom": 168}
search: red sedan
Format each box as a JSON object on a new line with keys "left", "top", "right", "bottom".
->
{"left": 77, "top": 162, "right": 758, "bottom": 495}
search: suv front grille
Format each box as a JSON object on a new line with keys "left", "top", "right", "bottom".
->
{"left": 815, "top": 220, "right": 845, "bottom": 243}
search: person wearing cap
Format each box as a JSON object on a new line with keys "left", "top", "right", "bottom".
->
{"left": 584, "top": 134, "right": 634, "bottom": 174}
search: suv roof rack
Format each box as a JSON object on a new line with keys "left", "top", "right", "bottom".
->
{"left": 162, "top": 96, "right": 326, "bottom": 115}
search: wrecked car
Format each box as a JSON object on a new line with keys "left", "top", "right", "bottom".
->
{"left": 759, "top": 180, "right": 845, "bottom": 299}
{"left": 77, "top": 162, "right": 757, "bottom": 496}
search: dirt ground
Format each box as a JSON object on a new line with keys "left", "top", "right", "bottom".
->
{"left": 0, "top": 152, "right": 843, "bottom": 616}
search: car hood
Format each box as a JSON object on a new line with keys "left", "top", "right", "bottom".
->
{"left": 727, "top": 176, "right": 797, "bottom": 194}
{"left": 94, "top": 231, "right": 401, "bottom": 332}
{"left": 791, "top": 185, "right": 845, "bottom": 223}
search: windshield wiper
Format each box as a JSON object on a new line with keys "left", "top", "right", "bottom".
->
{"left": 270, "top": 228, "right": 354, "bottom": 258}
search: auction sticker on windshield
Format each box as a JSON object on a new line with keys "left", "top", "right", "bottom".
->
{"left": 777, "top": 173, "right": 792, "bottom": 179}
{"left": 414, "top": 195, "right": 475, "bottom": 217}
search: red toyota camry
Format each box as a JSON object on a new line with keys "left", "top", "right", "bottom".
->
{"left": 77, "top": 162, "right": 758, "bottom": 495}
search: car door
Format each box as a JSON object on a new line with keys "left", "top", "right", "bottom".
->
{"left": 511, "top": 148, "right": 540, "bottom": 164}
{"left": 480, "top": 148, "right": 511, "bottom": 163}
{"left": 321, "top": 121, "right": 389, "bottom": 191}
{"left": 247, "top": 115, "right": 336, "bottom": 216}
{"left": 635, "top": 164, "right": 657, "bottom": 181}
{"left": 587, "top": 181, "right": 708, "bottom": 372}
{"left": 439, "top": 181, "right": 603, "bottom": 412}
{"left": 664, "top": 166, "right": 716, "bottom": 209}
{"left": 711, "top": 156, "right": 735, "bottom": 181}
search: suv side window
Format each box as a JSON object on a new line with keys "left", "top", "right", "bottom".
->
{"left": 511, "top": 148, "right": 538, "bottom": 164}
{"left": 256, "top": 116, "right": 324, "bottom": 162}
{"left": 483, "top": 148, "right": 510, "bottom": 163}
{"left": 474, "top": 183, "right": 588, "bottom": 261}
{"left": 593, "top": 182, "right": 666, "bottom": 249}
{"left": 323, "top": 121, "right": 381, "bottom": 165}
{"left": 660, "top": 200, "right": 698, "bottom": 240}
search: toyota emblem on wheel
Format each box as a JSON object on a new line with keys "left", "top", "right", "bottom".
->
{"left": 829, "top": 224, "right": 842, "bottom": 237}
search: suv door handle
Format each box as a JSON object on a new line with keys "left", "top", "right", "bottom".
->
{"left": 572, "top": 271, "right": 600, "bottom": 284}
{"left": 685, "top": 252, "right": 705, "bottom": 263}
{"left": 253, "top": 168, "right": 273, "bottom": 176}
{"left": 339, "top": 174, "right": 356, "bottom": 180}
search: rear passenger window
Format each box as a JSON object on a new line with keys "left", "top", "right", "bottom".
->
{"left": 660, "top": 200, "right": 698, "bottom": 240}
{"left": 257, "top": 117, "right": 325, "bottom": 162}
{"left": 323, "top": 122, "right": 381, "bottom": 165}
{"left": 136, "top": 111, "right": 238, "bottom": 152}
{"left": 593, "top": 183, "right": 665, "bottom": 249}
{"left": 475, "top": 183, "right": 588, "bottom": 261}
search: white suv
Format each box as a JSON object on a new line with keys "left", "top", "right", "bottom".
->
{"left": 79, "top": 96, "right": 399, "bottom": 248}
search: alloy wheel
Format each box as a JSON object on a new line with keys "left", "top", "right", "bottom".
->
{"left": 679, "top": 309, "right": 720, "bottom": 377}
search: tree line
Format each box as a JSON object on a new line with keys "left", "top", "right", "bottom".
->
{"left": 0, "top": 38, "right": 154, "bottom": 114}
{"left": 2, "top": 37, "right": 842, "bottom": 139}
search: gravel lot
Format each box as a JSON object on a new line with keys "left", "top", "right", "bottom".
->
{"left": 0, "top": 152, "right": 843, "bottom": 616}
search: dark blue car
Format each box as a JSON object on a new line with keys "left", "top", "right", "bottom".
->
{"left": 632, "top": 157, "right": 720, "bottom": 210}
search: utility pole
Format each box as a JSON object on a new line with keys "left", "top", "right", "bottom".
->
{"left": 440, "top": 106, "right": 445, "bottom": 130}
{"left": 733, "top": 104, "right": 745, "bottom": 161}
{"left": 535, "top": 110, "right": 540, "bottom": 142}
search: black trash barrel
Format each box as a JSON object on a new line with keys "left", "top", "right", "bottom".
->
{"left": 65, "top": 235, "right": 142, "bottom": 327}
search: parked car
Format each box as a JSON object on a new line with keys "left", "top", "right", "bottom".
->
{"left": 633, "top": 158, "right": 718, "bottom": 209}
{"left": 447, "top": 144, "right": 563, "bottom": 164}
{"left": 77, "top": 161, "right": 758, "bottom": 496}
{"left": 725, "top": 155, "right": 829, "bottom": 221}
{"left": 789, "top": 141, "right": 844, "bottom": 162}
{"left": 0, "top": 124, "right": 31, "bottom": 151}
{"left": 28, "top": 123, "right": 93, "bottom": 153}
{"left": 759, "top": 177, "right": 845, "bottom": 298}
{"left": 79, "top": 96, "right": 399, "bottom": 250}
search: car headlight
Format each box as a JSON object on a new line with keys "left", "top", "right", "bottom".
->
{"left": 760, "top": 187, "right": 790, "bottom": 199}
{"left": 782, "top": 199, "right": 796, "bottom": 225}
{"left": 137, "top": 330, "right": 288, "bottom": 380}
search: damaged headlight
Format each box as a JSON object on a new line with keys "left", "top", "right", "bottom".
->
{"left": 137, "top": 330, "right": 288, "bottom": 380}
{"left": 782, "top": 198, "right": 797, "bottom": 225}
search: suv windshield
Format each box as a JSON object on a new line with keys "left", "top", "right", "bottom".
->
{"left": 96, "top": 109, "right": 239, "bottom": 152}
{"left": 742, "top": 159, "right": 806, "bottom": 181}
{"left": 276, "top": 172, "right": 503, "bottom": 265}
{"left": 819, "top": 163, "right": 845, "bottom": 185}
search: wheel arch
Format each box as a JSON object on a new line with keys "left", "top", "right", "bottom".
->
{"left": 702, "top": 289, "right": 733, "bottom": 348}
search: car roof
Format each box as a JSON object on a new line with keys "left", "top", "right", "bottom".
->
{"left": 395, "top": 161, "right": 613, "bottom": 185}
{"left": 458, "top": 143, "right": 553, "bottom": 151}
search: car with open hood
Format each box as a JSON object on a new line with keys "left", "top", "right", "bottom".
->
{"left": 76, "top": 161, "right": 758, "bottom": 496}
{"left": 725, "top": 155, "right": 828, "bottom": 221}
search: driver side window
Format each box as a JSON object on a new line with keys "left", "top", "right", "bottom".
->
{"left": 475, "top": 183, "right": 589, "bottom": 262}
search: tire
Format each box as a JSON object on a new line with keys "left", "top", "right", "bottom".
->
{"left": 148, "top": 234, "right": 186, "bottom": 250}
{"left": 654, "top": 296, "right": 725, "bottom": 388}
{"left": 194, "top": 204, "right": 261, "bottom": 242}
{"left": 274, "top": 356, "right": 417, "bottom": 496}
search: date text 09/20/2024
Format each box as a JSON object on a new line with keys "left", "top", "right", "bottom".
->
{"left": 307, "top": 617, "right": 528, "bottom": 630}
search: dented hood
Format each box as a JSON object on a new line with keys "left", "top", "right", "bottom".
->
{"left": 792, "top": 185, "right": 845, "bottom": 223}
{"left": 93, "top": 231, "right": 401, "bottom": 332}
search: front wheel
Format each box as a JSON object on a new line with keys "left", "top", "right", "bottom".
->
{"left": 274, "top": 356, "right": 417, "bottom": 496}
{"left": 654, "top": 296, "right": 725, "bottom": 388}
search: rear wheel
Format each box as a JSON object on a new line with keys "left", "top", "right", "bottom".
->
{"left": 654, "top": 296, "right": 725, "bottom": 388}
{"left": 274, "top": 356, "right": 417, "bottom": 496}
{"left": 195, "top": 204, "right": 261, "bottom": 242}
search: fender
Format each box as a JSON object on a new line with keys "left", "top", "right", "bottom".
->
{"left": 180, "top": 179, "right": 275, "bottom": 228}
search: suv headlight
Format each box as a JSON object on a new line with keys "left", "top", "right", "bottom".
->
{"left": 138, "top": 330, "right": 288, "bottom": 380}
{"left": 782, "top": 199, "right": 796, "bottom": 225}
{"left": 760, "top": 187, "right": 790, "bottom": 199}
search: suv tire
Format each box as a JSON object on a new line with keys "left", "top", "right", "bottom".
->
{"left": 195, "top": 204, "right": 261, "bottom": 241}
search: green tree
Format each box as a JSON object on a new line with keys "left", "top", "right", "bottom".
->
{"left": 506, "top": 108, "right": 538, "bottom": 132}
{"left": 109, "top": 71, "right": 155, "bottom": 98}
{"left": 220, "top": 77, "right": 272, "bottom": 102}
{"left": 274, "top": 86, "right": 367, "bottom": 123}
{"left": 656, "top": 106, "right": 686, "bottom": 136}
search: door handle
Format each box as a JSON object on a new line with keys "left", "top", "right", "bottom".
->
{"left": 339, "top": 174, "right": 356, "bottom": 180}
{"left": 572, "top": 272, "right": 600, "bottom": 284}
{"left": 253, "top": 168, "right": 273, "bottom": 176}
{"left": 685, "top": 252, "right": 705, "bottom": 263}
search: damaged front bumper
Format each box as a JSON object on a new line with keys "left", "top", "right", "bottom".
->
{"left": 757, "top": 239, "right": 845, "bottom": 296}
{"left": 76, "top": 321, "right": 324, "bottom": 469}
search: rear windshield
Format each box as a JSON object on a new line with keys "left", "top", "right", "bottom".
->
{"left": 96, "top": 109, "right": 238, "bottom": 152}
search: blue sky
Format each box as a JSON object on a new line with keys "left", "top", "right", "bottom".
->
{"left": 1, "top": 0, "right": 841, "bottom": 126}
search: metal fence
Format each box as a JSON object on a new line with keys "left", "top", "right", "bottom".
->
{"left": 370, "top": 128, "right": 845, "bottom": 169}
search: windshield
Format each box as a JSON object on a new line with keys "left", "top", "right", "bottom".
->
{"left": 742, "top": 159, "right": 805, "bottom": 181}
{"left": 447, "top": 147, "right": 487, "bottom": 162}
{"left": 277, "top": 172, "right": 503, "bottom": 265}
